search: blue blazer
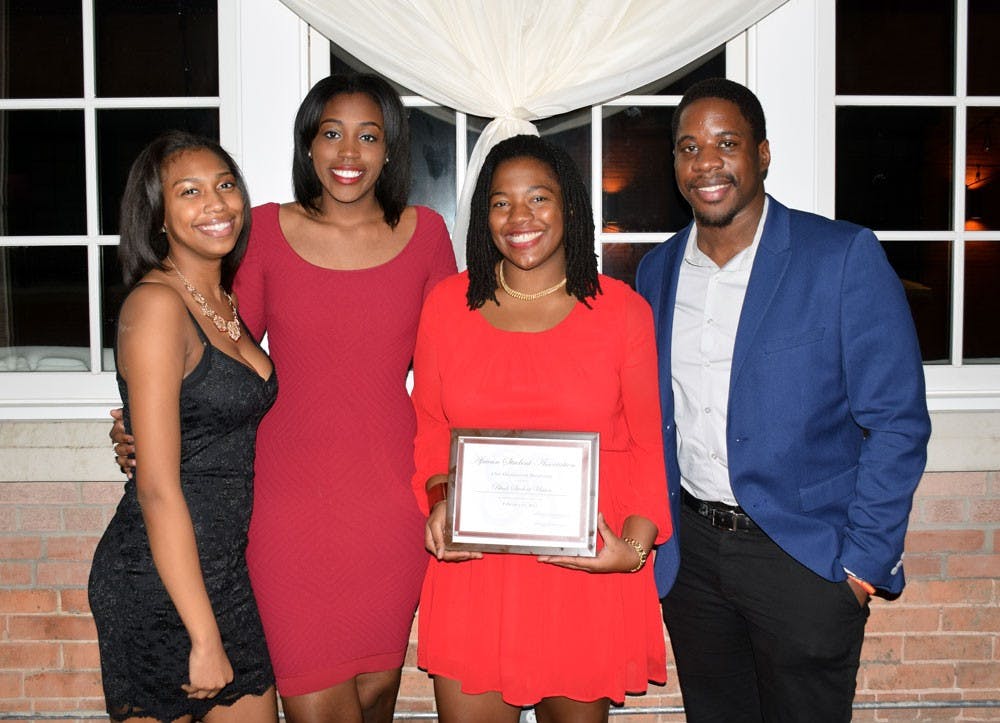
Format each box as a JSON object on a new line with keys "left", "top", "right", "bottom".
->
{"left": 636, "top": 196, "right": 930, "bottom": 598}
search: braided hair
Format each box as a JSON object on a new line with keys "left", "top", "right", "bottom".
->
{"left": 466, "top": 135, "right": 600, "bottom": 309}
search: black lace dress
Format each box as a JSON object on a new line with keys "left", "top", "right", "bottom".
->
{"left": 89, "top": 315, "right": 277, "bottom": 721}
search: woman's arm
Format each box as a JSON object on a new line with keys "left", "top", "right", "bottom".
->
{"left": 117, "top": 285, "right": 233, "bottom": 699}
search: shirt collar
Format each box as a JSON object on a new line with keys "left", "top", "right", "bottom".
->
{"left": 683, "top": 196, "right": 770, "bottom": 271}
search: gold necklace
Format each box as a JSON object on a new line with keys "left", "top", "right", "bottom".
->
{"left": 497, "top": 261, "right": 567, "bottom": 301}
{"left": 167, "top": 257, "right": 241, "bottom": 342}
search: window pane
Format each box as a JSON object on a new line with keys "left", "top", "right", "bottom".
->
{"left": 410, "top": 107, "right": 457, "bottom": 232}
{"left": 836, "top": 0, "right": 954, "bottom": 95}
{"left": 101, "top": 246, "right": 127, "bottom": 372}
{"left": 836, "top": 107, "right": 952, "bottom": 231}
{"left": 0, "top": 110, "right": 87, "bottom": 235}
{"left": 969, "top": 0, "right": 1000, "bottom": 96}
{"left": 965, "top": 109, "right": 999, "bottom": 231}
{"left": 964, "top": 241, "right": 1000, "bottom": 362}
{"left": 329, "top": 42, "right": 417, "bottom": 96}
{"left": 882, "top": 241, "right": 951, "bottom": 364}
{"left": 602, "top": 106, "right": 691, "bottom": 233}
{"left": 97, "top": 109, "right": 220, "bottom": 235}
{"left": 0, "top": 247, "right": 90, "bottom": 372}
{"left": 1, "top": 0, "right": 83, "bottom": 98}
{"left": 95, "top": 0, "right": 218, "bottom": 97}
{"left": 601, "top": 242, "right": 661, "bottom": 290}
{"left": 654, "top": 47, "right": 726, "bottom": 96}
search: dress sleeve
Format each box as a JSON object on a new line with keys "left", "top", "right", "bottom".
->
{"left": 618, "top": 292, "right": 673, "bottom": 545}
{"left": 419, "top": 208, "right": 458, "bottom": 300}
{"left": 410, "top": 284, "right": 453, "bottom": 515}
{"left": 233, "top": 206, "right": 268, "bottom": 341}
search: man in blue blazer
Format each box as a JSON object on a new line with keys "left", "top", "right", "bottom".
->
{"left": 635, "top": 79, "right": 930, "bottom": 721}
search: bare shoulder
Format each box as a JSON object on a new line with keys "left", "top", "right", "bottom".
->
{"left": 118, "top": 278, "right": 189, "bottom": 343}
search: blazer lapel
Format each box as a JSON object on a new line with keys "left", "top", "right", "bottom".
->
{"left": 655, "top": 227, "right": 688, "bottom": 410}
{"left": 731, "top": 197, "right": 792, "bottom": 386}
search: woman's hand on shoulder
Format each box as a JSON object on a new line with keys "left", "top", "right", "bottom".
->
{"left": 538, "top": 513, "right": 645, "bottom": 574}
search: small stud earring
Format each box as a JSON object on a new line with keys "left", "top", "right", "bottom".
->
{"left": 308, "top": 150, "right": 312, "bottom": 158}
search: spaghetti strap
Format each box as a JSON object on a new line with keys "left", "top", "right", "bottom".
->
{"left": 186, "top": 311, "right": 211, "bottom": 345}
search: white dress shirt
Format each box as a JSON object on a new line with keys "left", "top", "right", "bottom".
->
{"left": 671, "top": 198, "right": 769, "bottom": 505}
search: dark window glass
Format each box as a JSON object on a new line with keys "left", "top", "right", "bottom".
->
{"left": 836, "top": 107, "right": 952, "bottom": 231}
{"left": 466, "top": 109, "right": 592, "bottom": 190}
{"left": 965, "top": 109, "right": 1000, "bottom": 231}
{"left": 836, "top": 0, "right": 954, "bottom": 95}
{"left": 95, "top": 0, "right": 218, "bottom": 97}
{"left": 330, "top": 42, "right": 417, "bottom": 97}
{"left": 410, "top": 107, "right": 457, "bottom": 232}
{"left": 1, "top": 0, "right": 83, "bottom": 98}
{"left": 968, "top": 0, "right": 1000, "bottom": 96}
{"left": 601, "top": 242, "right": 661, "bottom": 290}
{"left": 0, "top": 247, "right": 90, "bottom": 371}
{"left": 602, "top": 106, "right": 690, "bottom": 233}
{"left": 0, "top": 110, "right": 87, "bottom": 235}
{"left": 101, "top": 246, "right": 127, "bottom": 371}
{"left": 882, "top": 241, "right": 951, "bottom": 364}
{"left": 97, "top": 108, "right": 220, "bottom": 234}
{"left": 964, "top": 241, "right": 1000, "bottom": 362}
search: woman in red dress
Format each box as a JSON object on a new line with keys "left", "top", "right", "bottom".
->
{"left": 411, "top": 135, "right": 672, "bottom": 722}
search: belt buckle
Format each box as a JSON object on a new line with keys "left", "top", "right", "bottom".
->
{"left": 710, "top": 507, "right": 741, "bottom": 531}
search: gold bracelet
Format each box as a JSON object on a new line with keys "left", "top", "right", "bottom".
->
{"left": 622, "top": 537, "right": 648, "bottom": 572}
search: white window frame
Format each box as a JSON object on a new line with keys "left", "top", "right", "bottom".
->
{"left": 817, "top": 0, "right": 1000, "bottom": 411}
{"left": 0, "top": 0, "right": 239, "bottom": 419}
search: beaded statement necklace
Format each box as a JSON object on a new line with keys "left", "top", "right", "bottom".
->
{"left": 497, "top": 261, "right": 567, "bottom": 301}
{"left": 167, "top": 257, "right": 241, "bottom": 342}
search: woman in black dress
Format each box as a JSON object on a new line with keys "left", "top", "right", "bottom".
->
{"left": 89, "top": 131, "right": 277, "bottom": 722}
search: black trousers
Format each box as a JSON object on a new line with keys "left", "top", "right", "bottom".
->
{"left": 661, "top": 505, "right": 869, "bottom": 723}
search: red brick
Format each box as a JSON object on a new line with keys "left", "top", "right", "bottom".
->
{"left": 36, "top": 561, "right": 91, "bottom": 587}
{"left": 946, "top": 554, "right": 1000, "bottom": 578}
{"left": 80, "top": 482, "right": 125, "bottom": 505}
{"left": 0, "top": 535, "right": 42, "bottom": 559}
{"left": 955, "top": 662, "right": 1000, "bottom": 689}
{"left": 0, "top": 562, "right": 33, "bottom": 586}
{"left": 0, "top": 589, "right": 57, "bottom": 613}
{"left": 899, "top": 553, "right": 943, "bottom": 578}
{"left": 898, "top": 579, "right": 993, "bottom": 605}
{"left": 903, "top": 634, "right": 993, "bottom": 661}
{"left": 861, "top": 634, "right": 903, "bottom": 663}
{"left": 866, "top": 607, "right": 940, "bottom": 633}
{"left": 863, "top": 662, "right": 956, "bottom": 690}
{"left": 0, "top": 642, "right": 60, "bottom": 669}
{"left": 59, "top": 589, "right": 91, "bottom": 614}
{"left": 917, "top": 499, "right": 967, "bottom": 524}
{"left": 63, "top": 507, "right": 109, "bottom": 532}
{"left": 940, "top": 606, "right": 1000, "bottom": 632}
{"left": 45, "top": 536, "right": 100, "bottom": 561}
{"left": 0, "top": 671, "right": 22, "bottom": 696}
{"left": 0, "top": 509, "right": 15, "bottom": 531}
{"left": 915, "top": 472, "right": 988, "bottom": 497}
{"left": 62, "top": 641, "right": 101, "bottom": 669}
{"left": 969, "top": 499, "right": 1000, "bottom": 523}
{"left": 18, "top": 508, "right": 62, "bottom": 531}
{"left": 23, "top": 669, "right": 103, "bottom": 697}
{"left": 904, "top": 529, "right": 985, "bottom": 553}
{"left": 7, "top": 614, "right": 97, "bottom": 641}
{"left": 0, "top": 483, "right": 79, "bottom": 505}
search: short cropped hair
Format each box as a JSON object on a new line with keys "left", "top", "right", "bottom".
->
{"left": 672, "top": 77, "right": 767, "bottom": 145}
{"left": 291, "top": 74, "right": 410, "bottom": 228}
{"left": 118, "top": 131, "right": 251, "bottom": 291}
{"left": 466, "top": 135, "right": 599, "bottom": 309}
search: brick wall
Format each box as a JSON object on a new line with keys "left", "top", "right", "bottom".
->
{"left": 1, "top": 471, "right": 997, "bottom": 722}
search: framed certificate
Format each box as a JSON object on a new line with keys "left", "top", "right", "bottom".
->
{"left": 444, "top": 429, "right": 599, "bottom": 556}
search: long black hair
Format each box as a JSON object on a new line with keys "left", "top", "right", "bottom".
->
{"left": 118, "top": 130, "right": 251, "bottom": 291}
{"left": 291, "top": 73, "right": 410, "bottom": 227}
{"left": 466, "top": 135, "right": 599, "bottom": 310}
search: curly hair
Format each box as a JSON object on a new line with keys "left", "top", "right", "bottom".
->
{"left": 466, "top": 135, "right": 599, "bottom": 309}
{"left": 118, "top": 131, "right": 251, "bottom": 291}
{"left": 291, "top": 73, "right": 410, "bottom": 227}
{"left": 671, "top": 77, "right": 767, "bottom": 145}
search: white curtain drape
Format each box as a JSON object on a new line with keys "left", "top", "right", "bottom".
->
{"left": 279, "top": 0, "right": 788, "bottom": 263}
